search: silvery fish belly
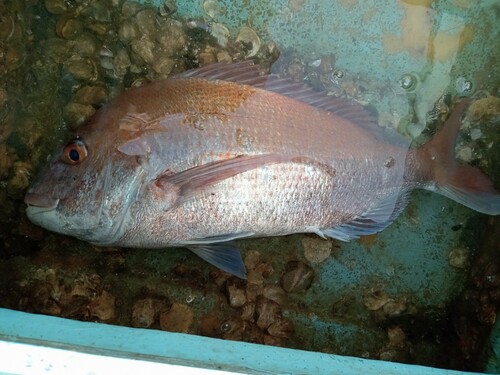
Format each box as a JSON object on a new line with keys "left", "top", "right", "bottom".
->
{"left": 24, "top": 62, "right": 500, "bottom": 278}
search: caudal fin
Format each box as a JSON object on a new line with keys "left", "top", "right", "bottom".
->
{"left": 435, "top": 165, "right": 500, "bottom": 215}
{"left": 419, "top": 100, "right": 500, "bottom": 215}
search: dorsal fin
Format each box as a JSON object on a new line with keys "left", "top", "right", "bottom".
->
{"left": 174, "top": 61, "right": 379, "bottom": 133}
{"left": 263, "top": 76, "right": 377, "bottom": 125}
{"left": 174, "top": 60, "right": 268, "bottom": 87}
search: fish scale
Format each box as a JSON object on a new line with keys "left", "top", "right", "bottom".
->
{"left": 124, "top": 163, "right": 338, "bottom": 245}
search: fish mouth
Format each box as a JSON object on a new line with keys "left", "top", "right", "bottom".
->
{"left": 24, "top": 192, "right": 59, "bottom": 211}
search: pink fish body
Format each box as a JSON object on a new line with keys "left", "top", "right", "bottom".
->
{"left": 25, "top": 62, "right": 500, "bottom": 277}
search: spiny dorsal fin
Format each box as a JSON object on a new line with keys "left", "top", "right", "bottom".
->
{"left": 174, "top": 60, "right": 268, "bottom": 87}
{"left": 174, "top": 61, "right": 379, "bottom": 134}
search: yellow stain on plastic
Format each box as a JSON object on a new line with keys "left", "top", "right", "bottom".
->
{"left": 384, "top": 1, "right": 473, "bottom": 62}
{"left": 429, "top": 24, "right": 474, "bottom": 62}
{"left": 383, "top": 2, "right": 432, "bottom": 58}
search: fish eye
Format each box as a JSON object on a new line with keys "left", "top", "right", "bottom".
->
{"left": 62, "top": 138, "right": 88, "bottom": 165}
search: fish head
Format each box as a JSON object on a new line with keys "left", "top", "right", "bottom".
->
{"left": 24, "top": 115, "right": 144, "bottom": 245}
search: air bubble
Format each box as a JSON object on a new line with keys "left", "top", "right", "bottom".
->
{"left": 455, "top": 77, "right": 473, "bottom": 94}
{"left": 330, "top": 70, "right": 344, "bottom": 84}
{"left": 220, "top": 321, "right": 231, "bottom": 333}
{"left": 384, "top": 156, "right": 395, "bottom": 168}
{"left": 399, "top": 73, "right": 417, "bottom": 91}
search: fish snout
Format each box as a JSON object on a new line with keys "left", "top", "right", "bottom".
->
{"left": 24, "top": 192, "right": 59, "bottom": 209}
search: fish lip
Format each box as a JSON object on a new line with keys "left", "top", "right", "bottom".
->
{"left": 24, "top": 192, "right": 59, "bottom": 210}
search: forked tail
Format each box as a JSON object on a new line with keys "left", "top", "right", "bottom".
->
{"left": 418, "top": 100, "right": 500, "bottom": 215}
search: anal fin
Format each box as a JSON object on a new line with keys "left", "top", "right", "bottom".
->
{"left": 319, "top": 190, "right": 410, "bottom": 242}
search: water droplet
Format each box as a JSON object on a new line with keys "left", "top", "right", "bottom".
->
{"left": 455, "top": 77, "right": 473, "bottom": 94}
{"left": 399, "top": 74, "right": 416, "bottom": 90}
{"left": 220, "top": 321, "right": 231, "bottom": 333}
{"left": 309, "top": 59, "right": 322, "bottom": 68}
{"left": 329, "top": 69, "right": 344, "bottom": 83}
{"left": 330, "top": 70, "right": 344, "bottom": 84}
{"left": 384, "top": 156, "right": 395, "bottom": 168}
{"left": 486, "top": 274, "right": 496, "bottom": 283}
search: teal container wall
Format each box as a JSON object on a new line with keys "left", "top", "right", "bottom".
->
{"left": 0, "top": 308, "right": 486, "bottom": 375}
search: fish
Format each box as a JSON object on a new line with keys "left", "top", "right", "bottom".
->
{"left": 24, "top": 61, "right": 500, "bottom": 278}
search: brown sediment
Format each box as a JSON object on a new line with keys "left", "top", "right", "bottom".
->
{"left": 445, "top": 216, "right": 500, "bottom": 371}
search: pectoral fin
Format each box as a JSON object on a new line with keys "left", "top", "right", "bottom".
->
{"left": 152, "top": 153, "right": 336, "bottom": 211}
{"left": 157, "top": 154, "right": 293, "bottom": 203}
{"left": 188, "top": 242, "right": 246, "bottom": 279}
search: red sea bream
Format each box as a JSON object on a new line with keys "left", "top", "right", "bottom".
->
{"left": 24, "top": 62, "right": 500, "bottom": 278}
